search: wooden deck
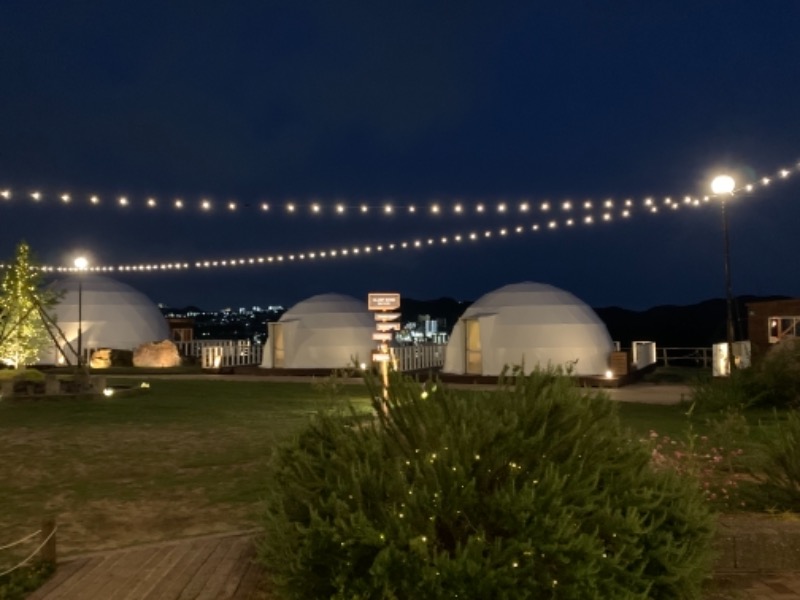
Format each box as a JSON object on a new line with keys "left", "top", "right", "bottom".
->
{"left": 28, "top": 532, "right": 267, "bottom": 600}
{"left": 22, "top": 527, "right": 800, "bottom": 599}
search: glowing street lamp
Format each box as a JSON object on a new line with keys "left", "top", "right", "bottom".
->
{"left": 711, "top": 175, "right": 736, "bottom": 375}
{"left": 74, "top": 256, "right": 88, "bottom": 368}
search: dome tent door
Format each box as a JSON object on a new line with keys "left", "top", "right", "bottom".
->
{"left": 465, "top": 318, "right": 482, "bottom": 375}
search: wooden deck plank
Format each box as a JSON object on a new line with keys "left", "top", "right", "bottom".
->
{"left": 29, "top": 533, "right": 269, "bottom": 600}
{"left": 96, "top": 545, "right": 176, "bottom": 600}
{"left": 176, "top": 537, "right": 237, "bottom": 600}
{"left": 143, "top": 539, "right": 220, "bottom": 600}
{"left": 45, "top": 552, "right": 129, "bottom": 599}
{"left": 195, "top": 537, "right": 251, "bottom": 600}
{"left": 230, "top": 558, "right": 268, "bottom": 600}
{"left": 220, "top": 542, "right": 261, "bottom": 599}
{"left": 116, "top": 543, "right": 185, "bottom": 600}
{"left": 83, "top": 546, "right": 165, "bottom": 600}
{"left": 26, "top": 558, "right": 92, "bottom": 600}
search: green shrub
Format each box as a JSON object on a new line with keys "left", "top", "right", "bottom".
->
{"left": 0, "top": 368, "right": 46, "bottom": 383}
{"left": 749, "top": 342, "right": 800, "bottom": 409}
{"left": 258, "top": 370, "right": 716, "bottom": 599}
{"left": 0, "top": 561, "right": 54, "bottom": 600}
{"left": 752, "top": 410, "right": 800, "bottom": 510}
{"left": 688, "top": 370, "right": 755, "bottom": 414}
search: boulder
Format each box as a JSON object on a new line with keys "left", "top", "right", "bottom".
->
{"left": 90, "top": 348, "right": 113, "bottom": 369}
{"left": 89, "top": 348, "right": 134, "bottom": 368}
{"left": 133, "top": 340, "right": 182, "bottom": 368}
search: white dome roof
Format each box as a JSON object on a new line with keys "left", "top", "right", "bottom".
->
{"left": 279, "top": 293, "right": 375, "bottom": 328}
{"left": 40, "top": 275, "right": 170, "bottom": 363}
{"left": 443, "top": 281, "right": 613, "bottom": 376}
{"left": 261, "top": 293, "right": 375, "bottom": 369}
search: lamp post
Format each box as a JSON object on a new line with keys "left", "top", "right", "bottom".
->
{"left": 710, "top": 175, "right": 736, "bottom": 375}
{"left": 74, "top": 257, "right": 88, "bottom": 368}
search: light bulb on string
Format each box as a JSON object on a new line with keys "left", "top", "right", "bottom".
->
{"left": 0, "top": 159, "right": 797, "bottom": 221}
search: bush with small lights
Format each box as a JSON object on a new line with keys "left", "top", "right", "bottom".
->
{"left": 258, "top": 369, "right": 715, "bottom": 599}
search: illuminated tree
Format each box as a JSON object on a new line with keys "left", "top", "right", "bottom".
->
{"left": 0, "top": 241, "right": 58, "bottom": 369}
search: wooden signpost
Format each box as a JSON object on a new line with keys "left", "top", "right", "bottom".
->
{"left": 368, "top": 292, "right": 401, "bottom": 409}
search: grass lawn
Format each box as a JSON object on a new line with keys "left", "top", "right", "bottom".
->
{"left": 0, "top": 378, "right": 372, "bottom": 557}
{"left": 0, "top": 375, "right": 782, "bottom": 559}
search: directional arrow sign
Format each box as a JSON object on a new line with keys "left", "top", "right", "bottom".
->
{"left": 374, "top": 312, "right": 402, "bottom": 322}
{"left": 376, "top": 322, "right": 402, "bottom": 332}
{"left": 372, "top": 331, "right": 394, "bottom": 342}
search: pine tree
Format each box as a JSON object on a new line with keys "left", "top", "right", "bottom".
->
{"left": 0, "top": 241, "right": 58, "bottom": 369}
{"left": 258, "top": 369, "right": 717, "bottom": 599}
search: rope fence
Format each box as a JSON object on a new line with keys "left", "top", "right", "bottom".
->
{"left": 0, "top": 520, "right": 57, "bottom": 578}
{"left": 0, "top": 529, "right": 40, "bottom": 552}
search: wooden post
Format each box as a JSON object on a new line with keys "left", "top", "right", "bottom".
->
{"left": 40, "top": 519, "right": 56, "bottom": 564}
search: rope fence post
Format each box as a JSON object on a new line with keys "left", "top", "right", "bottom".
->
{"left": 39, "top": 518, "right": 56, "bottom": 564}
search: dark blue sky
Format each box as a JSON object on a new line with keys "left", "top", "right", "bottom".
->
{"left": 2, "top": 2, "right": 800, "bottom": 310}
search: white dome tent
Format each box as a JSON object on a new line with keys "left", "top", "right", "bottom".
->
{"left": 39, "top": 274, "right": 170, "bottom": 365}
{"left": 261, "top": 293, "right": 374, "bottom": 370}
{"left": 443, "top": 281, "right": 613, "bottom": 377}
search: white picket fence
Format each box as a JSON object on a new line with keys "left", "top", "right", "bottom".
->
{"left": 175, "top": 340, "right": 263, "bottom": 369}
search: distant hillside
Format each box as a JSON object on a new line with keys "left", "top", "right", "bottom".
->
{"left": 595, "top": 295, "right": 789, "bottom": 347}
{"left": 402, "top": 295, "right": 792, "bottom": 348}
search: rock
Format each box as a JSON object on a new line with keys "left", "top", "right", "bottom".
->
{"left": 133, "top": 340, "right": 182, "bottom": 368}
{"left": 90, "top": 348, "right": 113, "bottom": 369}
{"left": 90, "top": 348, "right": 134, "bottom": 368}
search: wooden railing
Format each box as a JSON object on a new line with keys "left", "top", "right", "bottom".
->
{"left": 393, "top": 344, "right": 446, "bottom": 372}
{"left": 175, "top": 340, "right": 264, "bottom": 369}
{"left": 631, "top": 347, "right": 712, "bottom": 368}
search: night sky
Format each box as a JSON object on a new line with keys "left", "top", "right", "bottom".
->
{"left": 2, "top": 2, "right": 800, "bottom": 311}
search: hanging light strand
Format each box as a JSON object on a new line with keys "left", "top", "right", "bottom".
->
{"left": 2, "top": 195, "right": 714, "bottom": 273}
{"left": 0, "top": 160, "right": 794, "bottom": 219}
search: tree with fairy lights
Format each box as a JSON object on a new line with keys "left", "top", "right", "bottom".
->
{"left": 259, "top": 368, "right": 716, "bottom": 599}
{"left": 0, "top": 241, "right": 59, "bottom": 369}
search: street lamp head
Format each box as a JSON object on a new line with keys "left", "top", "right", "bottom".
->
{"left": 711, "top": 174, "right": 736, "bottom": 195}
{"left": 74, "top": 256, "right": 89, "bottom": 270}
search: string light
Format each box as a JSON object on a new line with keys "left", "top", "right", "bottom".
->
{"left": 0, "top": 161, "right": 794, "bottom": 221}
{"left": 3, "top": 160, "right": 798, "bottom": 275}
